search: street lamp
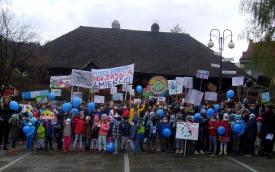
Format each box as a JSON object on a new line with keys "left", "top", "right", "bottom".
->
{"left": 207, "top": 29, "right": 234, "bottom": 102}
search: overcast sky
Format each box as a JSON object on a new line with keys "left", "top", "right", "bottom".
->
{"left": 9, "top": 0, "right": 249, "bottom": 62}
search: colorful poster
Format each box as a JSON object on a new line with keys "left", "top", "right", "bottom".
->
{"left": 92, "top": 64, "right": 134, "bottom": 89}
{"left": 185, "top": 89, "right": 204, "bottom": 106}
{"left": 112, "top": 93, "right": 123, "bottom": 101}
{"left": 50, "top": 75, "right": 71, "bottom": 88}
{"left": 176, "top": 122, "right": 199, "bottom": 140}
{"left": 40, "top": 110, "right": 57, "bottom": 124}
{"left": 205, "top": 91, "right": 217, "bottom": 101}
{"left": 196, "top": 70, "right": 209, "bottom": 80}
{"left": 261, "top": 92, "right": 270, "bottom": 103}
{"left": 110, "top": 87, "right": 117, "bottom": 94}
{"left": 51, "top": 89, "right": 61, "bottom": 97}
{"left": 71, "top": 69, "right": 93, "bottom": 88}
{"left": 22, "top": 90, "right": 49, "bottom": 99}
{"left": 36, "top": 96, "right": 48, "bottom": 103}
{"left": 232, "top": 76, "right": 244, "bottom": 86}
{"left": 148, "top": 75, "right": 168, "bottom": 95}
{"left": 94, "top": 95, "right": 105, "bottom": 104}
{"left": 168, "top": 80, "right": 177, "bottom": 95}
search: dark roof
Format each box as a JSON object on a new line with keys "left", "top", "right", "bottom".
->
{"left": 35, "top": 26, "right": 250, "bottom": 78}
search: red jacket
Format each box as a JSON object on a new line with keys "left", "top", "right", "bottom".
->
{"left": 98, "top": 121, "right": 109, "bottom": 136}
{"left": 207, "top": 121, "right": 219, "bottom": 136}
{"left": 122, "top": 109, "right": 130, "bottom": 118}
{"left": 74, "top": 117, "right": 86, "bottom": 135}
{"left": 219, "top": 120, "right": 231, "bottom": 137}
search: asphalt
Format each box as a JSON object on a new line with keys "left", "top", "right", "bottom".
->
{"left": 0, "top": 148, "right": 275, "bottom": 172}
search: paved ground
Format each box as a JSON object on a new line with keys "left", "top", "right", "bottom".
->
{"left": 0, "top": 148, "right": 275, "bottom": 172}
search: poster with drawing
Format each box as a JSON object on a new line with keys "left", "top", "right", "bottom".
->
{"left": 176, "top": 122, "right": 199, "bottom": 140}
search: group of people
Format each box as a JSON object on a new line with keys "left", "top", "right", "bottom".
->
{"left": 0, "top": 96, "right": 275, "bottom": 159}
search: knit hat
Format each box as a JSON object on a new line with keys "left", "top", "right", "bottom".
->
{"left": 249, "top": 113, "right": 256, "bottom": 120}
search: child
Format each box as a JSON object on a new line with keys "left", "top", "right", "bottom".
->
{"left": 175, "top": 114, "right": 184, "bottom": 154}
{"left": 219, "top": 113, "right": 231, "bottom": 156}
{"left": 232, "top": 114, "right": 245, "bottom": 154}
{"left": 90, "top": 115, "right": 100, "bottom": 152}
{"left": 84, "top": 116, "right": 93, "bottom": 151}
{"left": 25, "top": 121, "right": 36, "bottom": 152}
{"left": 45, "top": 119, "right": 53, "bottom": 151}
{"left": 245, "top": 113, "right": 257, "bottom": 157}
{"left": 97, "top": 114, "right": 109, "bottom": 152}
{"left": 121, "top": 116, "right": 130, "bottom": 153}
{"left": 112, "top": 114, "right": 122, "bottom": 154}
{"left": 207, "top": 115, "right": 219, "bottom": 155}
{"left": 9, "top": 114, "right": 20, "bottom": 150}
{"left": 159, "top": 116, "right": 171, "bottom": 152}
{"left": 63, "top": 118, "right": 71, "bottom": 153}
{"left": 255, "top": 115, "right": 263, "bottom": 155}
{"left": 36, "top": 120, "right": 46, "bottom": 151}
{"left": 73, "top": 112, "right": 86, "bottom": 151}
{"left": 147, "top": 114, "right": 157, "bottom": 153}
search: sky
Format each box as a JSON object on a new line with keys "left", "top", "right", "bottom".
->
{"left": 8, "top": 0, "right": 250, "bottom": 62}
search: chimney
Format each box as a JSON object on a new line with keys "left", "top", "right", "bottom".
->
{"left": 151, "top": 23, "right": 159, "bottom": 32}
{"left": 111, "top": 20, "right": 120, "bottom": 29}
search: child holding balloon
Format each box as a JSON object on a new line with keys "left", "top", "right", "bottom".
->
{"left": 207, "top": 115, "right": 219, "bottom": 155}
{"left": 219, "top": 113, "right": 231, "bottom": 156}
{"left": 73, "top": 112, "right": 86, "bottom": 151}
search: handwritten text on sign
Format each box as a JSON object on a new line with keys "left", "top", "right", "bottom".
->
{"left": 92, "top": 64, "right": 134, "bottom": 89}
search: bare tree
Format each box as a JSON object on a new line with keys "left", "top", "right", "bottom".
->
{"left": 170, "top": 24, "right": 185, "bottom": 33}
{"left": 0, "top": 1, "right": 37, "bottom": 97}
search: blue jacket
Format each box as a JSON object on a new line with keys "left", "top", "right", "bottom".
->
{"left": 160, "top": 122, "right": 170, "bottom": 137}
{"left": 46, "top": 120, "right": 53, "bottom": 137}
{"left": 121, "top": 121, "right": 130, "bottom": 137}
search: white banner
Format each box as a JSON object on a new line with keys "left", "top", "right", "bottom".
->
{"left": 176, "top": 122, "right": 199, "bottom": 140}
{"left": 205, "top": 91, "right": 217, "bottom": 101}
{"left": 51, "top": 89, "right": 61, "bottom": 97}
{"left": 94, "top": 95, "right": 105, "bottom": 104}
{"left": 185, "top": 89, "right": 204, "bottom": 106}
{"left": 71, "top": 69, "right": 93, "bottom": 88}
{"left": 112, "top": 93, "right": 123, "bottom": 101}
{"left": 122, "top": 84, "right": 132, "bottom": 92}
{"left": 92, "top": 64, "right": 134, "bottom": 89}
{"left": 50, "top": 75, "right": 71, "bottom": 88}
{"left": 196, "top": 70, "right": 209, "bottom": 79}
{"left": 110, "top": 87, "right": 117, "bottom": 94}
{"left": 232, "top": 76, "right": 244, "bottom": 86}
{"left": 176, "top": 77, "right": 193, "bottom": 89}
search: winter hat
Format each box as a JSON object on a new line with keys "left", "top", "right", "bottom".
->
{"left": 86, "top": 116, "right": 91, "bottom": 120}
{"left": 66, "top": 118, "right": 71, "bottom": 123}
{"left": 223, "top": 113, "right": 229, "bottom": 121}
{"left": 249, "top": 113, "right": 256, "bottom": 120}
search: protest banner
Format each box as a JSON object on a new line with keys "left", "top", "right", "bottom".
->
{"left": 51, "top": 89, "right": 61, "bottom": 96}
{"left": 36, "top": 96, "right": 48, "bottom": 103}
{"left": 261, "top": 92, "right": 270, "bottom": 103}
{"left": 40, "top": 110, "right": 57, "bottom": 124}
{"left": 185, "top": 89, "right": 204, "bottom": 106}
{"left": 148, "top": 75, "right": 168, "bottom": 95}
{"left": 122, "top": 84, "right": 132, "bottom": 92}
{"left": 112, "top": 93, "right": 123, "bottom": 101}
{"left": 110, "top": 87, "right": 117, "bottom": 94}
{"left": 94, "top": 95, "right": 105, "bottom": 104}
{"left": 71, "top": 69, "right": 93, "bottom": 88}
{"left": 204, "top": 91, "right": 217, "bottom": 101}
{"left": 22, "top": 90, "right": 49, "bottom": 99}
{"left": 196, "top": 70, "right": 209, "bottom": 80}
{"left": 71, "top": 92, "right": 83, "bottom": 102}
{"left": 50, "top": 75, "right": 71, "bottom": 88}
{"left": 176, "top": 122, "right": 199, "bottom": 140}
{"left": 232, "top": 76, "right": 244, "bottom": 86}
{"left": 92, "top": 64, "right": 134, "bottom": 89}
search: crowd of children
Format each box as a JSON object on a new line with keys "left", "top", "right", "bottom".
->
{"left": 0, "top": 96, "right": 275, "bottom": 159}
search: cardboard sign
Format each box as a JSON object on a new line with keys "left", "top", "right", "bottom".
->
{"left": 50, "top": 75, "right": 71, "bottom": 88}
{"left": 134, "top": 99, "right": 141, "bottom": 104}
{"left": 158, "top": 96, "right": 166, "bottom": 102}
{"left": 51, "top": 89, "right": 61, "bottom": 97}
{"left": 232, "top": 76, "right": 244, "bottom": 86}
{"left": 71, "top": 92, "right": 83, "bottom": 102}
{"left": 205, "top": 91, "right": 217, "bottom": 101}
{"left": 112, "top": 93, "right": 123, "bottom": 101}
{"left": 71, "top": 69, "right": 93, "bottom": 88}
{"left": 185, "top": 89, "right": 204, "bottom": 106}
{"left": 261, "top": 92, "right": 270, "bottom": 103}
{"left": 176, "top": 77, "right": 193, "bottom": 89}
{"left": 92, "top": 64, "right": 134, "bottom": 89}
{"left": 168, "top": 80, "right": 181, "bottom": 95}
{"left": 130, "top": 89, "right": 135, "bottom": 96}
{"left": 176, "top": 122, "right": 199, "bottom": 140}
{"left": 110, "top": 87, "right": 117, "bottom": 94}
{"left": 196, "top": 70, "right": 209, "bottom": 80}
{"left": 94, "top": 95, "right": 105, "bottom": 104}
{"left": 122, "top": 85, "right": 132, "bottom": 92}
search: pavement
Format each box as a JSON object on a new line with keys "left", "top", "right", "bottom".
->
{"left": 0, "top": 147, "right": 275, "bottom": 172}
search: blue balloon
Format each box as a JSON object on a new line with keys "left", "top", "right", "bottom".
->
{"left": 88, "top": 102, "right": 95, "bottom": 112}
{"left": 72, "top": 108, "right": 79, "bottom": 116}
{"left": 31, "top": 117, "right": 36, "bottom": 124}
{"left": 62, "top": 103, "right": 72, "bottom": 112}
{"left": 136, "top": 85, "right": 142, "bottom": 93}
{"left": 23, "top": 126, "right": 30, "bottom": 133}
{"left": 213, "top": 104, "right": 220, "bottom": 112}
{"left": 72, "top": 97, "right": 81, "bottom": 108}
{"left": 156, "top": 109, "right": 164, "bottom": 118}
{"left": 194, "top": 113, "right": 202, "bottom": 122}
{"left": 106, "top": 142, "right": 115, "bottom": 153}
{"left": 9, "top": 101, "right": 19, "bottom": 111}
{"left": 163, "top": 128, "right": 171, "bottom": 138}
{"left": 232, "top": 123, "right": 243, "bottom": 134}
{"left": 226, "top": 90, "right": 234, "bottom": 99}
{"left": 207, "top": 108, "right": 215, "bottom": 118}
{"left": 217, "top": 126, "right": 225, "bottom": 136}
{"left": 48, "top": 92, "right": 55, "bottom": 101}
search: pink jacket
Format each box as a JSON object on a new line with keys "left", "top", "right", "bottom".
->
{"left": 98, "top": 121, "right": 109, "bottom": 136}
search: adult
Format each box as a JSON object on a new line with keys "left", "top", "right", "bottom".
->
{"left": 0, "top": 97, "right": 13, "bottom": 150}
{"left": 262, "top": 105, "right": 275, "bottom": 159}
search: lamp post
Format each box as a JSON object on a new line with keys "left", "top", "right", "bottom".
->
{"left": 207, "top": 29, "right": 235, "bottom": 102}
